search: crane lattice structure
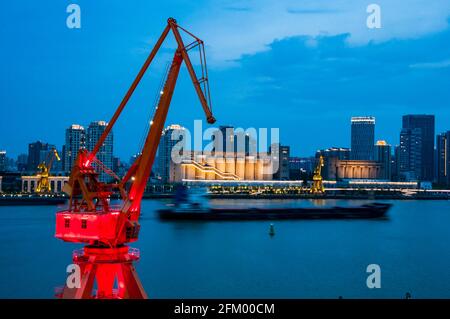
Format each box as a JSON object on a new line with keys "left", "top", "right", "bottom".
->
{"left": 36, "top": 148, "right": 60, "bottom": 193}
{"left": 55, "top": 18, "right": 216, "bottom": 299}
{"left": 310, "top": 155, "right": 325, "bottom": 194}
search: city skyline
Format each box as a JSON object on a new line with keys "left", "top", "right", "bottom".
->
{"left": 0, "top": 112, "right": 443, "bottom": 159}
{"left": 2, "top": 112, "right": 448, "bottom": 184}
{"left": 1, "top": 1, "right": 450, "bottom": 159}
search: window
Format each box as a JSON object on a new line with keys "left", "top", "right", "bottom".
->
{"left": 64, "top": 219, "right": 70, "bottom": 228}
{"left": 81, "top": 219, "right": 87, "bottom": 229}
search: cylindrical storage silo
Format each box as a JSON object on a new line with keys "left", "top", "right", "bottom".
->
{"left": 195, "top": 154, "right": 206, "bottom": 180}
{"left": 186, "top": 162, "right": 196, "bottom": 180}
{"left": 225, "top": 157, "right": 236, "bottom": 176}
{"left": 245, "top": 156, "right": 256, "bottom": 180}
{"left": 255, "top": 159, "right": 264, "bottom": 180}
{"left": 262, "top": 158, "right": 273, "bottom": 180}
{"left": 215, "top": 156, "right": 226, "bottom": 180}
{"left": 205, "top": 156, "right": 216, "bottom": 180}
{"left": 235, "top": 157, "right": 246, "bottom": 180}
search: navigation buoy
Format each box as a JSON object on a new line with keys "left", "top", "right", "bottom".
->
{"left": 269, "top": 223, "right": 275, "bottom": 236}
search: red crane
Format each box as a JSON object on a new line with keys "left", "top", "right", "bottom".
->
{"left": 55, "top": 18, "right": 215, "bottom": 299}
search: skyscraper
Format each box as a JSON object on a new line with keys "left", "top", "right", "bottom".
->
{"left": 234, "top": 131, "right": 252, "bottom": 156}
{"left": 27, "top": 141, "right": 52, "bottom": 172}
{"left": 86, "top": 121, "right": 113, "bottom": 182}
{"left": 351, "top": 117, "right": 375, "bottom": 160}
{"left": 375, "top": 140, "right": 392, "bottom": 180}
{"left": 0, "top": 151, "right": 6, "bottom": 172}
{"left": 398, "top": 128, "right": 422, "bottom": 181}
{"left": 270, "top": 143, "right": 290, "bottom": 180}
{"left": 63, "top": 124, "right": 85, "bottom": 173}
{"left": 16, "top": 154, "right": 28, "bottom": 172}
{"left": 401, "top": 115, "right": 435, "bottom": 181}
{"left": 213, "top": 125, "right": 234, "bottom": 155}
{"left": 436, "top": 131, "right": 450, "bottom": 187}
{"left": 158, "top": 124, "right": 186, "bottom": 183}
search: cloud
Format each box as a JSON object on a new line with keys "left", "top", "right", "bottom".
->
{"left": 409, "top": 59, "right": 450, "bottom": 69}
{"left": 208, "top": 25, "right": 450, "bottom": 154}
{"left": 286, "top": 8, "right": 339, "bottom": 15}
{"left": 187, "top": 0, "right": 450, "bottom": 66}
{"left": 223, "top": 6, "right": 252, "bottom": 12}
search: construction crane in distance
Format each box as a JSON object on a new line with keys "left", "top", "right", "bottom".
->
{"left": 55, "top": 18, "right": 216, "bottom": 299}
{"left": 36, "top": 148, "right": 60, "bottom": 193}
{"left": 310, "top": 155, "right": 325, "bottom": 194}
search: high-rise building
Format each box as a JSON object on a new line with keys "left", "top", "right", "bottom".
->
{"left": 158, "top": 124, "right": 186, "bottom": 183}
{"left": 86, "top": 121, "right": 113, "bottom": 182}
{"left": 63, "top": 124, "right": 85, "bottom": 173}
{"left": 436, "top": 131, "right": 450, "bottom": 187}
{"left": 213, "top": 126, "right": 256, "bottom": 156}
{"left": 398, "top": 128, "right": 422, "bottom": 181}
{"left": 17, "top": 154, "right": 28, "bottom": 172}
{"left": 0, "top": 151, "right": 6, "bottom": 172}
{"left": 402, "top": 115, "right": 434, "bottom": 181}
{"left": 288, "top": 157, "right": 315, "bottom": 180}
{"left": 234, "top": 131, "right": 253, "bottom": 155}
{"left": 317, "top": 147, "right": 351, "bottom": 161}
{"left": 27, "top": 141, "right": 53, "bottom": 172}
{"left": 351, "top": 117, "right": 375, "bottom": 160}
{"left": 213, "top": 125, "right": 235, "bottom": 155}
{"left": 270, "top": 143, "right": 290, "bottom": 180}
{"left": 375, "top": 140, "right": 392, "bottom": 180}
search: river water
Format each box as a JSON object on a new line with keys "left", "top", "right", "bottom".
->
{"left": 0, "top": 199, "right": 449, "bottom": 298}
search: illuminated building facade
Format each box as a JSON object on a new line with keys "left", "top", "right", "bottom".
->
{"left": 157, "top": 124, "right": 186, "bottom": 183}
{"left": 0, "top": 151, "right": 6, "bottom": 172}
{"left": 436, "top": 131, "right": 450, "bottom": 187}
{"left": 401, "top": 115, "right": 435, "bottom": 181}
{"left": 270, "top": 143, "right": 290, "bottom": 180}
{"left": 375, "top": 140, "right": 392, "bottom": 180}
{"left": 86, "top": 121, "right": 113, "bottom": 182}
{"left": 324, "top": 157, "right": 385, "bottom": 180}
{"left": 398, "top": 127, "right": 422, "bottom": 181}
{"left": 172, "top": 151, "right": 273, "bottom": 182}
{"left": 351, "top": 117, "right": 375, "bottom": 160}
{"left": 21, "top": 175, "right": 69, "bottom": 193}
{"left": 63, "top": 124, "right": 85, "bottom": 173}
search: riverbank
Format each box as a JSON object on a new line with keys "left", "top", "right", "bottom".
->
{"left": 207, "top": 190, "right": 450, "bottom": 200}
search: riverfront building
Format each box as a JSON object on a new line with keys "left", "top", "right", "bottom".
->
{"left": 270, "top": 143, "right": 290, "bottom": 180}
{"left": 86, "top": 121, "right": 113, "bottom": 182}
{"left": 375, "top": 140, "right": 392, "bottom": 180}
{"left": 173, "top": 151, "right": 273, "bottom": 182}
{"left": 0, "top": 151, "right": 6, "bottom": 172}
{"left": 436, "top": 131, "right": 450, "bottom": 187}
{"left": 400, "top": 115, "right": 435, "bottom": 181}
{"left": 351, "top": 117, "right": 375, "bottom": 160}
{"left": 63, "top": 124, "right": 85, "bottom": 173}
{"left": 157, "top": 124, "right": 186, "bottom": 183}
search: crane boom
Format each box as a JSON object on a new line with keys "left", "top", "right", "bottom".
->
{"left": 55, "top": 18, "right": 216, "bottom": 247}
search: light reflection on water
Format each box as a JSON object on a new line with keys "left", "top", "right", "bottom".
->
{"left": 0, "top": 199, "right": 449, "bottom": 298}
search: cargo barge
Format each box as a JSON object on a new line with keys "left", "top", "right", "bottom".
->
{"left": 157, "top": 202, "right": 392, "bottom": 221}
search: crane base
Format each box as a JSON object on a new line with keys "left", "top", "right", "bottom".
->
{"left": 57, "top": 245, "right": 147, "bottom": 299}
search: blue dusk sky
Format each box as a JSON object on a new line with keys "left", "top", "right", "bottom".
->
{"left": 1, "top": 0, "right": 450, "bottom": 159}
